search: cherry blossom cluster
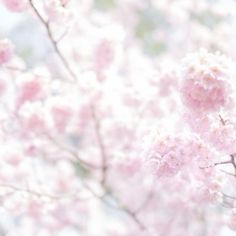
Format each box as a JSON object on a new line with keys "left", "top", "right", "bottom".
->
{"left": 1, "top": 0, "right": 236, "bottom": 235}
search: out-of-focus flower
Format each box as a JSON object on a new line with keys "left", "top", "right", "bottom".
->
{"left": 1, "top": 0, "right": 27, "bottom": 12}
{"left": 226, "top": 210, "right": 236, "bottom": 231}
{"left": 0, "top": 39, "right": 14, "bottom": 65}
{"left": 180, "top": 49, "right": 234, "bottom": 113}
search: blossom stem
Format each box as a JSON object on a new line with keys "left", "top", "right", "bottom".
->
{"left": 28, "top": 0, "right": 77, "bottom": 81}
{"left": 91, "top": 106, "right": 108, "bottom": 185}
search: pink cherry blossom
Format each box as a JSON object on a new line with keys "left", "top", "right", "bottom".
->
{"left": 0, "top": 0, "right": 236, "bottom": 235}
{"left": 17, "top": 78, "right": 43, "bottom": 108}
{"left": 0, "top": 39, "right": 13, "bottom": 65}
{"left": 94, "top": 40, "right": 114, "bottom": 73}
{"left": 180, "top": 50, "right": 233, "bottom": 113}
{"left": 148, "top": 135, "right": 192, "bottom": 178}
{"left": 51, "top": 105, "right": 72, "bottom": 132}
{"left": 226, "top": 211, "right": 236, "bottom": 231}
{"left": 1, "top": 0, "right": 27, "bottom": 12}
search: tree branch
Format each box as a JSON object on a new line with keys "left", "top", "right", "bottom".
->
{"left": 91, "top": 106, "right": 108, "bottom": 185}
{"left": 28, "top": 0, "right": 77, "bottom": 81}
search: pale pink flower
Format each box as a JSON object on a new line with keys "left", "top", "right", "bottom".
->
{"left": 148, "top": 135, "right": 191, "bottom": 178}
{"left": 148, "top": 134, "right": 216, "bottom": 178}
{"left": 94, "top": 40, "right": 114, "bottom": 73}
{"left": 207, "top": 122, "right": 236, "bottom": 154}
{"left": 22, "top": 114, "right": 45, "bottom": 135}
{"left": 51, "top": 105, "right": 72, "bottom": 132}
{"left": 157, "top": 71, "right": 178, "bottom": 97}
{"left": 17, "top": 79, "right": 43, "bottom": 107}
{"left": 0, "top": 79, "right": 7, "bottom": 96}
{"left": 0, "top": 39, "right": 14, "bottom": 65}
{"left": 115, "top": 158, "right": 141, "bottom": 177}
{"left": 44, "top": 0, "right": 71, "bottom": 22}
{"left": 60, "top": 0, "right": 69, "bottom": 5}
{"left": 182, "top": 112, "right": 211, "bottom": 135}
{"left": 180, "top": 49, "right": 233, "bottom": 113}
{"left": 226, "top": 211, "right": 236, "bottom": 231}
{"left": 1, "top": 0, "right": 27, "bottom": 12}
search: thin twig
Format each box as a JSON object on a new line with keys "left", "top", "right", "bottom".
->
{"left": 219, "top": 114, "right": 226, "bottom": 125}
{"left": 134, "top": 190, "right": 154, "bottom": 214}
{"left": 230, "top": 154, "right": 236, "bottom": 175}
{"left": 82, "top": 181, "right": 147, "bottom": 231}
{"left": 45, "top": 133, "right": 102, "bottom": 169}
{"left": 91, "top": 106, "right": 108, "bottom": 185}
{"left": 28, "top": 0, "right": 77, "bottom": 81}
{"left": 4, "top": 65, "right": 69, "bottom": 82}
{"left": 222, "top": 192, "right": 236, "bottom": 200}
{"left": 120, "top": 204, "right": 147, "bottom": 231}
{"left": 220, "top": 169, "right": 236, "bottom": 177}
{"left": 200, "top": 160, "right": 232, "bottom": 169}
{"left": 0, "top": 184, "right": 83, "bottom": 201}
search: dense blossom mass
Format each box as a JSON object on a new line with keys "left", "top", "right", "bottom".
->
{"left": 180, "top": 50, "right": 234, "bottom": 113}
{"left": 1, "top": 0, "right": 236, "bottom": 236}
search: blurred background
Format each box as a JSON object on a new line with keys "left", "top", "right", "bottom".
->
{"left": 1, "top": 0, "right": 236, "bottom": 235}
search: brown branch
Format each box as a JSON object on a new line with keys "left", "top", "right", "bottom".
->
{"left": 91, "top": 106, "right": 108, "bottom": 185}
{"left": 134, "top": 190, "right": 154, "bottom": 214}
{"left": 45, "top": 133, "right": 102, "bottom": 170}
{"left": 0, "top": 184, "right": 84, "bottom": 201}
{"left": 28, "top": 0, "right": 77, "bottom": 81}
{"left": 82, "top": 181, "right": 147, "bottom": 231}
{"left": 219, "top": 114, "right": 226, "bottom": 125}
{"left": 220, "top": 169, "right": 236, "bottom": 177}
{"left": 230, "top": 154, "right": 236, "bottom": 175}
{"left": 222, "top": 192, "right": 236, "bottom": 200}
{"left": 119, "top": 204, "right": 147, "bottom": 231}
{"left": 200, "top": 160, "right": 232, "bottom": 169}
{"left": 202, "top": 155, "right": 236, "bottom": 177}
